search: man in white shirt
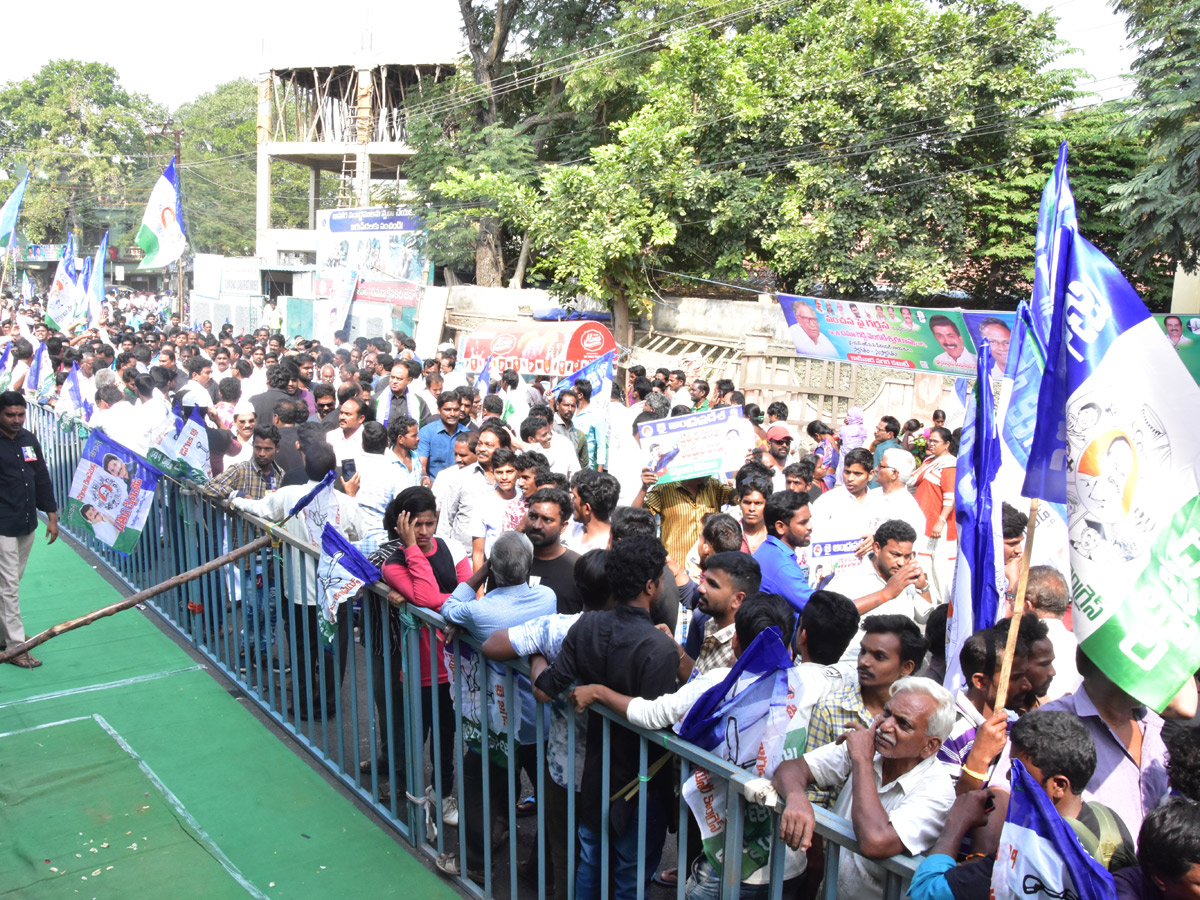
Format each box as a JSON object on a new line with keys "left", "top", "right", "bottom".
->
{"left": 788, "top": 298, "right": 837, "bottom": 356}
{"left": 863, "top": 448, "right": 926, "bottom": 537}
{"left": 520, "top": 414, "right": 579, "bottom": 479}
{"left": 928, "top": 315, "right": 977, "bottom": 372}
{"left": 826, "top": 520, "right": 936, "bottom": 664}
{"left": 809, "top": 447, "right": 875, "bottom": 564}
{"left": 774, "top": 676, "right": 957, "bottom": 900}
{"left": 563, "top": 469, "right": 619, "bottom": 554}
{"left": 327, "top": 396, "right": 366, "bottom": 466}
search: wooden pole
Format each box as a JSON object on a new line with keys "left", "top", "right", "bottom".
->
{"left": 994, "top": 497, "right": 1040, "bottom": 712}
{"left": 0, "top": 533, "right": 272, "bottom": 664}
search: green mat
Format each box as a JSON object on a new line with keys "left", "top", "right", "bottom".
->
{"left": 0, "top": 531, "right": 460, "bottom": 900}
{"left": 1, "top": 717, "right": 256, "bottom": 898}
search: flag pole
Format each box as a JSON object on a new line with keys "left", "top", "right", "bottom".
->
{"left": 994, "top": 496, "right": 1040, "bottom": 711}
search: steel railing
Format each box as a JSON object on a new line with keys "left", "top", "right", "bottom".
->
{"left": 29, "top": 403, "right": 919, "bottom": 900}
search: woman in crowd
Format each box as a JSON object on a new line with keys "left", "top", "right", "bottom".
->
{"left": 367, "top": 487, "right": 472, "bottom": 815}
{"left": 907, "top": 424, "right": 956, "bottom": 601}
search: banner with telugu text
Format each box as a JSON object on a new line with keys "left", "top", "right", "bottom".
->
{"left": 64, "top": 431, "right": 159, "bottom": 555}
{"left": 639, "top": 406, "right": 752, "bottom": 485}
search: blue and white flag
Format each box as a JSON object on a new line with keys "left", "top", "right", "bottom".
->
{"left": 547, "top": 350, "right": 615, "bottom": 408}
{"left": 74, "top": 257, "right": 93, "bottom": 319}
{"left": 58, "top": 361, "right": 93, "bottom": 428}
{"left": 286, "top": 469, "right": 337, "bottom": 517}
{"left": 26, "top": 340, "right": 55, "bottom": 402}
{"left": 0, "top": 343, "right": 11, "bottom": 391}
{"left": 675, "top": 627, "right": 806, "bottom": 880}
{"left": 315, "top": 522, "right": 380, "bottom": 644}
{"left": 85, "top": 231, "right": 109, "bottom": 330}
{"left": 474, "top": 355, "right": 496, "bottom": 395}
{"left": 944, "top": 342, "right": 1004, "bottom": 691}
{"left": 1021, "top": 144, "right": 1200, "bottom": 711}
{"left": 994, "top": 301, "right": 1071, "bottom": 576}
{"left": 46, "top": 243, "right": 79, "bottom": 332}
{"left": 20, "top": 271, "right": 32, "bottom": 300}
{"left": 991, "top": 760, "right": 1117, "bottom": 900}
{"left": 0, "top": 174, "right": 29, "bottom": 244}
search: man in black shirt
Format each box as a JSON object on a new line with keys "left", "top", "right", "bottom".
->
{"left": 524, "top": 488, "right": 582, "bottom": 613}
{"left": 534, "top": 535, "right": 678, "bottom": 900}
{"left": 0, "top": 391, "right": 59, "bottom": 668}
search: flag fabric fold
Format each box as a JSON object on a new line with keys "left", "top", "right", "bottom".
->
{"left": 145, "top": 405, "right": 210, "bottom": 482}
{"left": 1020, "top": 143, "right": 1200, "bottom": 711}
{"left": 944, "top": 342, "right": 1004, "bottom": 691}
{"left": 85, "top": 231, "right": 109, "bottom": 329}
{"left": 136, "top": 158, "right": 186, "bottom": 270}
{"left": 315, "top": 523, "right": 380, "bottom": 644}
{"left": 64, "top": 431, "right": 160, "bottom": 555}
{"left": 0, "top": 174, "right": 29, "bottom": 244}
{"left": 0, "top": 343, "right": 11, "bottom": 392}
{"left": 58, "top": 362, "right": 93, "bottom": 429}
{"left": 991, "top": 759, "right": 1117, "bottom": 900}
{"left": 546, "top": 350, "right": 615, "bottom": 406}
{"left": 675, "top": 627, "right": 805, "bottom": 879}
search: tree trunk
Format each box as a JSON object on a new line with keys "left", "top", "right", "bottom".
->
{"left": 509, "top": 233, "right": 530, "bottom": 288}
{"left": 476, "top": 216, "right": 504, "bottom": 287}
{"left": 612, "top": 292, "right": 634, "bottom": 348}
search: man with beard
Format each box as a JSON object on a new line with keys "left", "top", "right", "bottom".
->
{"left": 826, "top": 520, "right": 935, "bottom": 664}
{"left": 762, "top": 423, "right": 792, "bottom": 489}
{"left": 676, "top": 551, "right": 760, "bottom": 681}
{"left": 775, "top": 676, "right": 956, "bottom": 900}
{"left": 552, "top": 390, "right": 589, "bottom": 471}
{"left": 753, "top": 490, "right": 814, "bottom": 613}
{"left": 803, "top": 614, "right": 926, "bottom": 809}
{"left": 525, "top": 488, "right": 582, "bottom": 614}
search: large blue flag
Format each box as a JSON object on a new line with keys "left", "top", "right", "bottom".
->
{"left": 0, "top": 342, "right": 11, "bottom": 391}
{"left": 315, "top": 522, "right": 381, "bottom": 644}
{"left": 1018, "top": 144, "right": 1200, "bottom": 711}
{"left": 0, "top": 174, "right": 29, "bottom": 244}
{"left": 944, "top": 342, "right": 1004, "bottom": 690}
{"left": 474, "top": 355, "right": 496, "bottom": 394}
{"left": 991, "top": 760, "right": 1117, "bottom": 900}
{"left": 85, "top": 231, "right": 109, "bottom": 329}
{"left": 287, "top": 469, "right": 337, "bottom": 519}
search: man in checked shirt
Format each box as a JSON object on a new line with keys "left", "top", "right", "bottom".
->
{"left": 199, "top": 423, "right": 285, "bottom": 670}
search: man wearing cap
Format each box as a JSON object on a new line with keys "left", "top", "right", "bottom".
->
{"left": 764, "top": 423, "right": 794, "bottom": 490}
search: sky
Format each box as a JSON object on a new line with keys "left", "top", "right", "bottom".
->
{"left": 0, "top": 0, "right": 1135, "bottom": 111}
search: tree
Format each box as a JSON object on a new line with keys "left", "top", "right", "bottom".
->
{"left": 1105, "top": 0, "right": 1200, "bottom": 280}
{"left": 436, "top": 0, "right": 1080, "bottom": 335}
{"left": 0, "top": 60, "right": 163, "bottom": 244}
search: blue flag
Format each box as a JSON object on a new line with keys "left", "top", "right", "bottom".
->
{"left": 0, "top": 342, "right": 11, "bottom": 390}
{"left": 474, "top": 355, "right": 495, "bottom": 394}
{"left": 85, "top": 231, "right": 109, "bottom": 328}
{"left": 316, "top": 522, "right": 381, "bottom": 644}
{"left": 547, "top": 350, "right": 615, "bottom": 404}
{"left": 991, "top": 760, "right": 1117, "bottom": 900}
{"left": 1023, "top": 143, "right": 1078, "bottom": 503}
{"left": 61, "top": 361, "right": 93, "bottom": 425}
{"left": 287, "top": 469, "right": 337, "bottom": 519}
{"left": 1015, "top": 143, "right": 1200, "bottom": 710}
{"left": 944, "top": 342, "right": 1004, "bottom": 690}
{"left": 0, "top": 174, "right": 29, "bottom": 244}
{"left": 677, "top": 626, "right": 793, "bottom": 750}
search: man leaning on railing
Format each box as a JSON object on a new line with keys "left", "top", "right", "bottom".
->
{"left": 773, "top": 676, "right": 957, "bottom": 900}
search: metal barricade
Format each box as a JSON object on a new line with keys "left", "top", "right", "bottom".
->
{"left": 30, "top": 404, "right": 920, "bottom": 900}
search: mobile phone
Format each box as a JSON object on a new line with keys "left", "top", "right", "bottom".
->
{"left": 341, "top": 459, "right": 357, "bottom": 479}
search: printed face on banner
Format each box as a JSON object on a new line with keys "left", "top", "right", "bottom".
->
{"left": 639, "top": 407, "right": 751, "bottom": 485}
{"left": 65, "top": 436, "right": 159, "bottom": 554}
{"left": 777, "top": 294, "right": 993, "bottom": 378}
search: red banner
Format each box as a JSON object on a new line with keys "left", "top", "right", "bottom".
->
{"left": 459, "top": 321, "right": 617, "bottom": 378}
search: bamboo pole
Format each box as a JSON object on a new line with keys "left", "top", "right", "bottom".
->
{"left": 994, "top": 497, "right": 1040, "bottom": 712}
{"left": 0, "top": 533, "right": 272, "bottom": 664}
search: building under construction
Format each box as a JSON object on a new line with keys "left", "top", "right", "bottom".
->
{"left": 254, "top": 57, "right": 454, "bottom": 268}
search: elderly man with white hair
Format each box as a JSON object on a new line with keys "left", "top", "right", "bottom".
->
{"left": 438, "top": 530, "right": 558, "bottom": 879}
{"left": 864, "top": 447, "right": 927, "bottom": 538}
{"left": 773, "top": 676, "right": 957, "bottom": 900}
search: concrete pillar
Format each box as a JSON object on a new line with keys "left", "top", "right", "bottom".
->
{"left": 255, "top": 74, "right": 273, "bottom": 256}
{"left": 355, "top": 150, "right": 371, "bottom": 208}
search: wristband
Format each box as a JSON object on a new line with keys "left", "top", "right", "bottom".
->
{"left": 960, "top": 765, "right": 987, "bottom": 782}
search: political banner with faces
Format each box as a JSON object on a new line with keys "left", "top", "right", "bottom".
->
{"left": 639, "top": 406, "right": 752, "bottom": 485}
{"left": 64, "top": 431, "right": 159, "bottom": 554}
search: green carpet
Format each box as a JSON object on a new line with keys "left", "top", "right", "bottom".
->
{"left": 0, "top": 529, "right": 460, "bottom": 899}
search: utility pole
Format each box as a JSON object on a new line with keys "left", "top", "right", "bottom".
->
{"left": 146, "top": 124, "right": 186, "bottom": 318}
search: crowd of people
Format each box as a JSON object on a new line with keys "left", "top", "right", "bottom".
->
{"left": 2, "top": 287, "right": 1199, "bottom": 900}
